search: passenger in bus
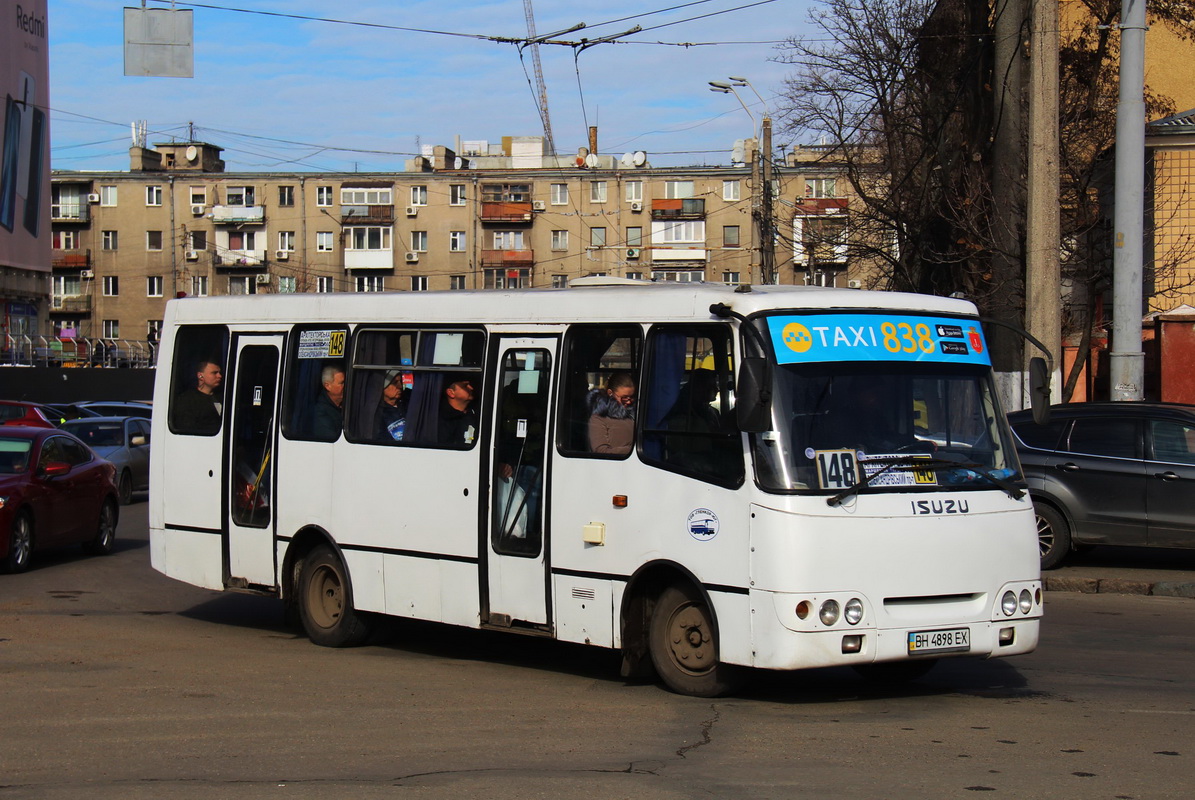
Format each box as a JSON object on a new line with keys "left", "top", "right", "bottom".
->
{"left": 312, "top": 365, "right": 346, "bottom": 440}
{"left": 587, "top": 372, "right": 636, "bottom": 455}
{"left": 437, "top": 374, "right": 477, "bottom": 445}
{"left": 374, "top": 369, "right": 407, "bottom": 442}
{"left": 662, "top": 369, "right": 724, "bottom": 468}
{"left": 173, "top": 359, "right": 223, "bottom": 434}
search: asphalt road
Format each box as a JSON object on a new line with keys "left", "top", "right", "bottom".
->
{"left": 1, "top": 499, "right": 1192, "bottom": 799}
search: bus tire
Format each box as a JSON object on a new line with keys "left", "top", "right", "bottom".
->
{"left": 298, "top": 545, "right": 373, "bottom": 647}
{"left": 648, "top": 583, "right": 739, "bottom": 697}
{"left": 1035, "top": 502, "right": 1071, "bottom": 570}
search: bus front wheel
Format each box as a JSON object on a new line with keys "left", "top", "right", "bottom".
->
{"left": 298, "top": 545, "right": 373, "bottom": 647}
{"left": 648, "top": 584, "right": 739, "bottom": 697}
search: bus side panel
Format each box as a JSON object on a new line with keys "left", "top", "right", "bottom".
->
{"left": 150, "top": 528, "right": 225, "bottom": 590}
{"left": 553, "top": 575, "right": 613, "bottom": 647}
{"left": 382, "top": 558, "right": 480, "bottom": 628}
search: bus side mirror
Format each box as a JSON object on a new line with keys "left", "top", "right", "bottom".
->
{"left": 736, "top": 356, "right": 773, "bottom": 433}
{"left": 1029, "top": 357, "right": 1051, "bottom": 425}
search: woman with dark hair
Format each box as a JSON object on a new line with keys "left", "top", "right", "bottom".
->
{"left": 587, "top": 372, "right": 636, "bottom": 455}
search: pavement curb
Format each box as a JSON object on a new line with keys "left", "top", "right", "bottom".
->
{"left": 1043, "top": 575, "right": 1195, "bottom": 597}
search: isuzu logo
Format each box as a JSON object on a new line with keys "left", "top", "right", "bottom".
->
{"left": 911, "top": 498, "right": 970, "bottom": 515}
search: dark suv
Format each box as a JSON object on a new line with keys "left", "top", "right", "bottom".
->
{"left": 1008, "top": 402, "right": 1195, "bottom": 568}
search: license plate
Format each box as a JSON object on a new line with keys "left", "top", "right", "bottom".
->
{"left": 907, "top": 627, "right": 970, "bottom": 655}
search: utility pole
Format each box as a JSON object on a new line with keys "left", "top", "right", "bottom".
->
{"left": 760, "top": 116, "right": 775, "bottom": 285}
{"left": 1110, "top": 0, "right": 1148, "bottom": 401}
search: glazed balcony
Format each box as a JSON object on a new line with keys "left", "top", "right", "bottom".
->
{"left": 480, "top": 201, "right": 533, "bottom": 223}
{"left": 340, "top": 205, "right": 395, "bottom": 225}
{"left": 650, "top": 198, "right": 705, "bottom": 220}
{"left": 211, "top": 205, "right": 266, "bottom": 225}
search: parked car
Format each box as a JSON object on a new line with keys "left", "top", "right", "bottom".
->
{"left": 61, "top": 416, "right": 151, "bottom": 505}
{"left": 0, "top": 426, "right": 119, "bottom": 573}
{"left": 0, "top": 400, "right": 59, "bottom": 429}
{"left": 1008, "top": 402, "right": 1195, "bottom": 569}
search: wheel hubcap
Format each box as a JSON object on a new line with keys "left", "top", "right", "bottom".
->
{"left": 1036, "top": 514, "right": 1053, "bottom": 557}
{"left": 12, "top": 519, "right": 31, "bottom": 565}
{"left": 667, "top": 603, "right": 714, "bottom": 674}
{"left": 309, "top": 566, "right": 343, "bottom": 629}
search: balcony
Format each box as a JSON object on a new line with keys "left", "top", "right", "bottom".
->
{"left": 481, "top": 249, "right": 534, "bottom": 268}
{"left": 651, "top": 198, "right": 705, "bottom": 220}
{"left": 214, "top": 250, "right": 268, "bottom": 270}
{"left": 344, "top": 249, "right": 394, "bottom": 270}
{"left": 51, "top": 249, "right": 92, "bottom": 269}
{"left": 211, "top": 205, "right": 266, "bottom": 225}
{"left": 49, "top": 295, "right": 93, "bottom": 314}
{"left": 51, "top": 204, "right": 90, "bottom": 223}
{"left": 480, "top": 201, "right": 533, "bottom": 223}
{"left": 650, "top": 247, "right": 707, "bottom": 262}
{"left": 340, "top": 205, "right": 395, "bottom": 224}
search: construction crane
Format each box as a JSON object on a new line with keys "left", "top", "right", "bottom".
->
{"left": 523, "top": 0, "right": 555, "bottom": 156}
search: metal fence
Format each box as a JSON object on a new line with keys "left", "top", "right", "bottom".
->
{"left": 2, "top": 335, "right": 157, "bottom": 369}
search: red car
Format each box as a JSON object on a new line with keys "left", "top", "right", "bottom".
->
{"left": 0, "top": 400, "right": 59, "bottom": 429}
{"left": 0, "top": 426, "right": 119, "bottom": 573}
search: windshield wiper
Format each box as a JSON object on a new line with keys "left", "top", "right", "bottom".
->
{"left": 826, "top": 456, "right": 952, "bottom": 507}
{"left": 921, "top": 461, "right": 1025, "bottom": 501}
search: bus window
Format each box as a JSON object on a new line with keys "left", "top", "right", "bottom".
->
{"left": 168, "top": 325, "right": 229, "bottom": 436}
{"left": 345, "top": 327, "right": 485, "bottom": 448}
{"left": 641, "top": 324, "right": 743, "bottom": 487}
{"left": 282, "top": 325, "right": 349, "bottom": 442}
{"left": 557, "top": 325, "right": 641, "bottom": 456}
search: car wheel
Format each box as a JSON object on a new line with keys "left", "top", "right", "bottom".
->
{"left": 648, "top": 583, "right": 741, "bottom": 697}
{"left": 298, "top": 545, "right": 374, "bottom": 647}
{"left": 118, "top": 470, "right": 133, "bottom": 505}
{"left": 854, "top": 659, "right": 938, "bottom": 683}
{"left": 84, "top": 500, "right": 117, "bottom": 556}
{"left": 3, "top": 512, "right": 33, "bottom": 573}
{"left": 1035, "top": 502, "right": 1071, "bottom": 570}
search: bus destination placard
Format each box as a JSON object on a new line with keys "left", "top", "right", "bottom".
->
{"left": 768, "top": 313, "right": 990, "bottom": 366}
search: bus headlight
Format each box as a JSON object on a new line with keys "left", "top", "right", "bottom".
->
{"left": 1001, "top": 590, "right": 1018, "bottom": 616}
{"left": 844, "top": 598, "right": 864, "bottom": 625}
{"left": 819, "top": 599, "right": 841, "bottom": 626}
{"left": 1018, "top": 589, "right": 1033, "bottom": 614}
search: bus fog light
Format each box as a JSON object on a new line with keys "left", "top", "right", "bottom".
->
{"left": 841, "top": 634, "right": 863, "bottom": 654}
{"left": 819, "top": 599, "right": 840, "bottom": 626}
{"left": 998, "top": 627, "right": 1015, "bottom": 646}
{"left": 795, "top": 601, "right": 812, "bottom": 620}
{"left": 1018, "top": 589, "right": 1033, "bottom": 614}
{"left": 844, "top": 598, "right": 864, "bottom": 625}
{"left": 1001, "top": 591, "right": 1017, "bottom": 616}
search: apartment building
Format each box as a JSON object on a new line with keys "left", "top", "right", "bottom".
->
{"left": 48, "top": 137, "right": 861, "bottom": 340}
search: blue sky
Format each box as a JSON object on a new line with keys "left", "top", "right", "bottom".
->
{"left": 48, "top": 0, "right": 815, "bottom": 173}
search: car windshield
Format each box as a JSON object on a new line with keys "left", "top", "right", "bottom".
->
{"left": 62, "top": 422, "right": 125, "bottom": 448}
{"left": 751, "top": 361, "right": 1021, "bottom": 494}
{"left": 0, "top": 438, "right": 33, "bottom": 474}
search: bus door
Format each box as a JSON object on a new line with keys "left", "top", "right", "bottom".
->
{"left": 225, "top": 335, "right": 282, "bottom": 589}
{"left": 484, "top": 337, "right": 556, "bottom": 629}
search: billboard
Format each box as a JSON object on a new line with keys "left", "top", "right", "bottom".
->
{"left": 1, "top": 1, "right": 50, "bottom": 273}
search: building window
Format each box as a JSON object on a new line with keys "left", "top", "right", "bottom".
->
{"left": 484, "top": 268, "right": 530, "bottom": 289}
{"left": 651, "top": 269, "right": 706, "bottom": 282}
{"left": 102, "top": 320, "right": 119, "bottom": 339}
{"left": 626, "top": 271, "right": 643, "bottom": 280}
{"left": 103, "top": 276, "right": 119, "bottom": 296}
{"left": 279, "top": 231, "right": 296, "bottom": 251}
{"left": 722, "top": 180, "right": 741, "bottom": 201}
{"left": 99, "top": 185, "right": 117, "bottom": 206}
{"left": 228, "top": 276, "right": 257, "bottom": 296}
{"left": 316, "top": 276, "right": 335, "bottom": 293}
{"left": 806, "top": 177, "right": 837, "bottom": 198}
{"left": 625, "top": 181, "right": 643, "bottom": 203}
{"left": 316, "top": 186, "right": 333, "bottom": 206}
{"left": 590, "top": 227, "right": 607, "bottom": 248}
{"left": 190, "top": 186, "right": 206, "bottom": 205}
{"left": 346, "top": 227, "right": 392, "bottom": 251}
{"left": 189, "top": 230, "right": 207, "bottom": 251}
{"left": 53, "top": 230, "right": 77, "bottom": 250}
{"left": 411, "top": 231, "right": 428, "bottom": 252}
{"left": 279, "top": 185, "right": 295, "bottom": 206}
{"left": 355, "top": 275, "right": 385, "bottom": 293}
{"left": 102, "top": 230, "right": 118, "bottom": 250}
{"left": 146, "top": 186, "right": 162, "bottom": 206}
{"left": 449, "top": 184, "right": 467, "bottom": 206}
{"left": 410, "top": 186, "right": 428, "bottom": 206}
{"left": 317, "top": 231, "right": 335, "bottom": 252}
{"left": 722, "top": 271, "right": 741, "bottom": 285}
{"left": 279, "top": 276, "right": 297, "bottom": 293}
{"left": 226, "top": 186, "right": 256, "bottom": 206}
{"left": 482, "top": 183, "right": 530, "bottom": 202}
{"left": 450, "top": 231, "right": 466, "bottom": 252}
{"left": 148, "top": 320, "right": 163, "bottom": 341}
{"left": 656, "top": 220, "right": 705, "bottom": 243}
{"left": 146, "top": 231, "right": 163, "bottom": 251}
{"left": 147, "top": 276, "right": 164, "bottom": 297}
{"left": 723, "top": 225, "right": 740, "bottom": 248}
{"left": 590, "top": 181, "right": 607, "bottom": 203}
{"left": 665, "top": 180, "right": 695, "bottom": 199}
{"left": 626, "top": 226, "right": 643, "bottom": 247}
{"left": 450, "top": 275, "right": 467, "bottom": 290}
{"left": 411, "top": 276, "right": 428, "bottom": 292}
{"left": 191, "top": 276, "right": 208, "bottom": 297}
{"left": 551, "top": 183, "right": 568, "bottom": 205}
{"left": 551, "top": 230, "right": 568, "bottom": 251}
{"left": 341, "top": 187, "right": 392, "bottom": 205}
{"left": 492, "top": 230, "right": 524, "bottom": 249}
{"left": 551, "top": 274, "right": 568, "bottom": 288}
{"left": 228, "top": 231, "right": 256, "bottom": 251}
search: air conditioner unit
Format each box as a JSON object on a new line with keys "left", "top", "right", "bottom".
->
{"left": 255, "top": 273, "right": 271, "bottom": 285}
{"left": 185, "top": 250, "right": 199, "bottom": 261}
{"left": 532, "top": 200, "right": 546, "bottom": 211}
{"left": 847, "top": 279, "right": 862, "bottom": 289}
{"left": 626, "top": 248, "right": 640, "bottom": 259}
{"left": 275, "top": 250, "right": 290, "bottom": 260}
{"left": 191, "top": 204, "right": 205, "bottom": 216}
{"left": 630, "top": 201, "right": 643, "bottom": 212}
{"left": 405, "top": 206, "right": 418, "bottom": 217}
{"left": 87, "top": 193, "right": 101, "bottom": 204}
{"left": 405, "top": 252, "right": 419, "bottom": 263}
{"left": 80, "top": 269, "right": 95, "bottom": 279}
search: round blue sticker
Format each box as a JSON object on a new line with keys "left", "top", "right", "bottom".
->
{"left": 687, "top": 508, "right": 719, "bottom": 541}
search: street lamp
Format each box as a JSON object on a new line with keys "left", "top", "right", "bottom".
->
{"left": 709, "top": 81, "right": 757, "bottom": 141}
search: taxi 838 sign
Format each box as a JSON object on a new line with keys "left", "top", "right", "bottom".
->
{"left": 768, "top": 313, "right": 990, "bottom": 366}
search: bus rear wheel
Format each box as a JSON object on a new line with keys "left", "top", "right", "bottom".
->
{"left": 648, "top": 584, "right": 739, "bottom": 697}
{"left": 298, "top": 545, "right": 373, "bottom": 647}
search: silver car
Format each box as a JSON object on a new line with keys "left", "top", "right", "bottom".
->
{"left": 61, "top": 416, "right": 151, "bottom": 505}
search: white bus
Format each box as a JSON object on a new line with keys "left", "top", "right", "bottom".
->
{"left": 149, "top": 281, "right": 1042, "bottom": 696}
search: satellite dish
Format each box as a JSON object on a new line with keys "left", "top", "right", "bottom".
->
{"left": 632, "top": 151, "right": 647, "bottom": 167}
{"left": 453, "top": 157, "right": 463, "bottom": 169}
{"left": 620, "top": 152, "right": 634, "bottom": 168}
{"left": 185, "top": 145, "right": 198, "bottom": 162}
{"left": 575, "top": 156, "right": 587, "bottom": 168}
{"left": 585, "top": 153, "right": 599, "bottom": 168}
